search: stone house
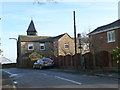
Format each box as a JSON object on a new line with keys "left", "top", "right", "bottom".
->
{"left": 88, "top": 19, "right": 120, "bottom": 53}
{"left": 17, "top": 20, "right": 75, "bottom": 66}
{"left": 18, "top": 33, "right": 75, "bottom": 57}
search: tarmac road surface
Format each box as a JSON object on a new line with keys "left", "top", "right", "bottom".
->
{"left": 2, "top": 68, "right": 119, "bottom": 89}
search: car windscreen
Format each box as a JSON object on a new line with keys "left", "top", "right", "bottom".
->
{"left": 42, "top": 58, "right": 52, "bottom": 62}
{"left": 37, "top": 59, "right": 42, "bottom": 63}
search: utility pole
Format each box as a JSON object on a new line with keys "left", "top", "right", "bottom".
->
{"left": 73, "top": 11, "right": 77, "bottom": 54}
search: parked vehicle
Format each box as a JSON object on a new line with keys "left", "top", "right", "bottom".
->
{"left": 33, "top": 58, "right": 54, "bottom": 69}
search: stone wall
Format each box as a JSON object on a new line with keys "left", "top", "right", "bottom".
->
{"left": 58, "top": 34, "right": 75, "bottom": 56}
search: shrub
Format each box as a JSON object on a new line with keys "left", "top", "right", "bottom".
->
{"left": 110, "top": 47, "right": 120, "bottom": 64}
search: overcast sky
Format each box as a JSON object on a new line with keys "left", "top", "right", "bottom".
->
{"left": 0, "top": 0, "right": 119, "bottom": 63}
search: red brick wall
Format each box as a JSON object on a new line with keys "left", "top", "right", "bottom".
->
{"left": 117, "top": 28, "right": 120, "bottom": 47}
{"left": 90, "top": 29, "right": 119, "bottom": 52}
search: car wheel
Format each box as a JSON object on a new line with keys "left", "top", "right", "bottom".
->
{"left": 33, "top": 66, "right": 35, "bottom": 69}
{"left": 39, "top": 66, "right": 42, "bottom": 70}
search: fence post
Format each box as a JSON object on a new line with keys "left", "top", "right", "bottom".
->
{"left": 108, "top": 53, "right": 112, "bottom": 68}
{"left": 93, "top": 53, "right": 96, "bottom": 69}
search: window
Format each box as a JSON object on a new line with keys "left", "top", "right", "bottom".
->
{"left": 37, "top": 60, "right": 41, "bottom": 63}
{"left": 40, "top": 43, "right": 45, "bottom": 50}
{"left": 64, "top": 43, "right": 69, "bottom": 49}
{"left": 28, "top": 43, "right": 34, "bottom": 50}
{"left": 107, "top": 30, "right": 115, "bottom": 43}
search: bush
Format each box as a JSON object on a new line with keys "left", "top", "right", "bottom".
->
{"left": 110, "top": 47, "right": 120, "bottom": 64}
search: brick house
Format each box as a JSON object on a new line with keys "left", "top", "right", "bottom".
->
{"left": 88, "top": 19, "right": 120, "bottom": 53}
{"left": 17, "top": 20, "right": 75, "bottom": 66}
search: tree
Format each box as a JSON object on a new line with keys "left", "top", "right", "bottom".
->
{"left": 0, "top": 38, "right": 3, "bottom": 55}
{"left": 33, "top": 0, "right": 57, "bottom": 5}
{"left": 0, "top": 49, "right": 3, "bottom": 55}
{"left": 78, "top": 32, "right": 90, "bottom": 54}
{"left": 110, "top": 47, "right": 120, "bottom": 64}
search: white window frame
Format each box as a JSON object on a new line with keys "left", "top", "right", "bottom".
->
{"left": 107, "top": 30, "right": 115, "bottom": 43}
{"left": 40, "top": 43, "right": 45, "bottom": 50}
{"left": 64, "top": 43, "right": 69, "bottom": 49}
{"left": 28, "top": 43, "right": 34, "bottom": 50}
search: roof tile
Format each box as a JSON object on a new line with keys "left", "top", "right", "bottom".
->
{"left": 89, "top": 19, "right": 120, "bottom": 35}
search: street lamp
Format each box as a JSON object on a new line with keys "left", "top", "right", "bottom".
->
{"left": 9, "top": 38, "right": 18, "bottom": 64}
{"left": 9, "top": 38, "right": 17, "bottom": 41}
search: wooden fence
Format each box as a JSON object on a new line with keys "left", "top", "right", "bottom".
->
{"left": 51, "top": 51, "right": 118, "bottom": 71}
{"left": 16, "top": 50, "right": 118, "bottom": 72}
{"left": 51, "top": 54, "right": 81, "bottom": 69}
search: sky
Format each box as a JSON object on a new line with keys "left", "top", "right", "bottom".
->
{"left": 0, "top": 0, "right": 119, "bottom": 63}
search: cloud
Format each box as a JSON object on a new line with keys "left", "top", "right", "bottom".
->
{"left": 2, "top": 0, "right": 119, "bottom": 2}
{"left": 3, "top": 13, "right": 30, "bottom": 21}
{"left": 87, "top": 5, "right": 118, "bottom": 11}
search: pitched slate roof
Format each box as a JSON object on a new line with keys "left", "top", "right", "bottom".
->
{"left": 18, "top": 35, "right": 51, "bottom": 42}
{"left": 36, "top": 33, "right": 66, "bottom": 42}
{"left": 89, "top": 19, "right": 120, "bottom": 35}
{"left": 18, "top": 33, "right": 71, "bottom": 42}
{"left": 26, "top": 20, "right": 37, "bottom": 32}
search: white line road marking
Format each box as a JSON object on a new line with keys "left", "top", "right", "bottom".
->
{"left": 13, "top": 85, "right": 16, "bottom": 88}
{"left": 3, "top": 70, "right": 13, "bottom": 75}
{"left": 3, "top": 70, "right": 17, "bottom": 88}
{"left": 3, "top": 70, "right": 18, "bottom": 78}
{"left": 41, "top": 73, "right": 47, "bottom": 76}
{"left": 43, "top": 73, "right": 47, "bottom": 76}
{"left": 13, "top": 81, "right": 18, "bottom": 85}
{"left": 55, "top": 76, "right": 82, "bottom": 85}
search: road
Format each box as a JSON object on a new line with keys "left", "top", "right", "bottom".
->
{"left": 2, "top": 68, "right": 119, "bottom": 88}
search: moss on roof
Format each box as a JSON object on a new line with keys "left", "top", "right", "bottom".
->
{"left": 18, "top": 35, "right": 51, "bottom": 42}
{"left": 18, "top": 33, "right": 72, "bottom": 42}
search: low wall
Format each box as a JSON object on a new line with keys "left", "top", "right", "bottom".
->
{"left": 2, "top": 63, "right": 16, "bottom": 68}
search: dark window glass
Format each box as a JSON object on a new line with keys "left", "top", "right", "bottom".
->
{"left": 64, "top": 44, "right": 69, "bottom": 49}
{"left": 29, "top": 46, "right": 33, "bottom": 49}
{"left": 40, "top": 46, "right": 44, "bottom": 49}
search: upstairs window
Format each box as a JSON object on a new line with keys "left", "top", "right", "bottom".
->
{"left": 28, "top": 43, "right": 34, "bottom": 50}
{"left": 64, "top": 43, "right": 69, "bottom": 49}
{"left": 107, "top": 30, "right": 115, "bottom": 43}
{"left": 40, "top": 43, "right": 45, "bottom": 50}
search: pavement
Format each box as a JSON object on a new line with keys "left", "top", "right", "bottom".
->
{"left": 2, "top": 71, "right": 16, "bottom": 90}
